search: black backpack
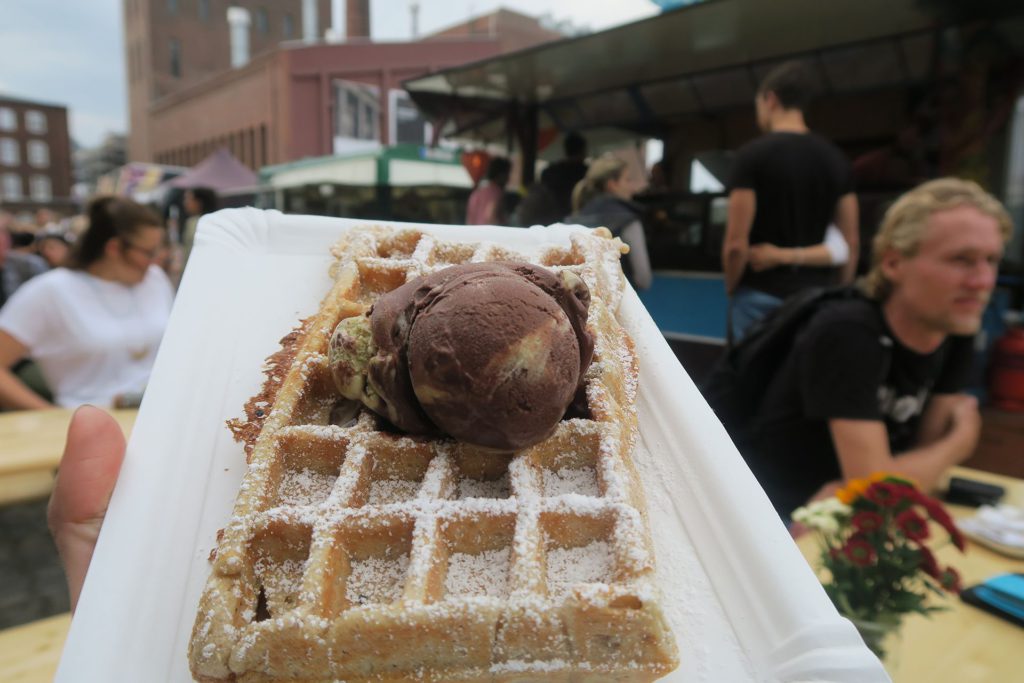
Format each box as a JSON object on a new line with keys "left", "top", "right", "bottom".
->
{"left": 703, "top": 286, "right": 892, "bottom": 445}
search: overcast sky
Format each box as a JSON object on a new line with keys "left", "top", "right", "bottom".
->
{"left": 0, "top": 0, "right": 659, "bottom": 149}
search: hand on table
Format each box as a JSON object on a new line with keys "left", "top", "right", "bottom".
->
{"left": 47, "top": 405, "right": 126, "bottom": 611}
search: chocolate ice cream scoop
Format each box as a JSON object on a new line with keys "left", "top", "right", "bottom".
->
{"left": 328, "top": 262, "right": 594, "bottom": 450}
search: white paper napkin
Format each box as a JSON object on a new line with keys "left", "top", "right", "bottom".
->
{"left": 959, "top": 504, "right": 1024, "bottom": 549}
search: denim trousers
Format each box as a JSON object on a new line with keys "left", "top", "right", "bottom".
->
{"left": 729, "top": 287, "right": 783, "bottom": 344}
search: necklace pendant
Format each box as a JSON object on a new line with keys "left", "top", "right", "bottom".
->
{"left": 130, "top": 347, "right": 150, "bottom": 362}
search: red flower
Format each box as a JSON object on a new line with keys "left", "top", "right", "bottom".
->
{"left": 864, "top": 482, "right": 906, "bottom": 508}
{"left": 918, "top": 546, "right": 940, "bottom": 580}
{"left": 843, "top": 537, "right": 877, "bottom": 567}
{"left": 939, "top": 566, "right": 962, "bottom": 593}
{"left": 919, "top": 495, "right": 966, "bottom": 551}
{"left": 896, "top": 509, "right": 930, "bottom": 542}
{"left": 852, "top": 510, "right": 884, "bottom": 533}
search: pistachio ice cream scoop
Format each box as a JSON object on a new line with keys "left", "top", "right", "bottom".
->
{"left": 328, "top": 262, "right": 594, "bottom": 450}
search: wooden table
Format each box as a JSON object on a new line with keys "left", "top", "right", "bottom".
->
{"left": 2, "top": 463, "right": 1018, "bottom": 682}
{"left": 0, "top": 408, "right": 136, "bottom": 681}
{"left": 796, "top": 467, "right": 1024, "bottom": 683}
{"left": 0, "top": 408, "right": 136, "bottom": 506}
{"left": 0, "top": 613, "right": 70, "bottom": 682}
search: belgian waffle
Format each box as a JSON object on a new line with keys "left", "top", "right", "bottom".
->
{"left": 189, "top": 226, "right": 680, "bottom": 682}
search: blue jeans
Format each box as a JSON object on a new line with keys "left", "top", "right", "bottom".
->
{"left": 729, "top": 287, "right": 783, "bottom": 344}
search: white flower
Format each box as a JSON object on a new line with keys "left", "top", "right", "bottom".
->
{"left": 793, "top": 498, "right": 851, "bottom": 534}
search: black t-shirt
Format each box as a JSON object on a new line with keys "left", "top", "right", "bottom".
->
{"left": 729, "top": 132, "right": 854, "bottom": 298}
{"left": 742, "top": 298, "right": 974, "bottom": 519}
{"left": 542, "top": 159, "right": 588, "bottom": 219}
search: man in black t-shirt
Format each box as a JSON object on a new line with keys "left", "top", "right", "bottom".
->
{"left": 740, "top": 179, "right": 1013, "bottom": 520}
{"left": 543, "top": 132, "right": 588, "bottom": 220}
{"left": 723, "top": 61, "right": 860, "bottom": 342}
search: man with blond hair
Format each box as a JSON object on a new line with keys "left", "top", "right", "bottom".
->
{"left": 740, "top": 178, "right": 1013, "bottom": 519}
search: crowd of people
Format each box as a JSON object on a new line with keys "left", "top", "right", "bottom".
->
{"left": 466, "top": 133, "right": 655, "bottom": 291}
{"left": 0, "top": 187, "right": 218, "bottom": 411}
{"left": 458, "top": 59, "right": 1016, "bottom": 529}
{"left": 1, "top": 60, "right": 1016, "bottom": 547}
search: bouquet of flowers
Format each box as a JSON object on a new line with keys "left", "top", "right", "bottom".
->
{"left": 792, "top": 474, "right": 965, "bottom": 659}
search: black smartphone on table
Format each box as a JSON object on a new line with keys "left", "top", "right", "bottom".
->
{"left": 944, "top": 476, "right": 1006, "bottom": 508}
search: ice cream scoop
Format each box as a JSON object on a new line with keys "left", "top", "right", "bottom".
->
{"left": 328, "top": 262, "right": 594, "bottom": 450}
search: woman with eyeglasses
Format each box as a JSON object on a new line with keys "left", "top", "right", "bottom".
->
{"left": 0, "top": 196, "right": 174, "bottom": 410}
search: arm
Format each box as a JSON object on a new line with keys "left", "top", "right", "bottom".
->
{"left": 748, "top": 242, "right": 837, "bottom": 271}
{"left": 833, "top": 192, "right": 859, "bottom": 283}
{"left": 0, "top": 330, "right": 52, "bottom": 410}
{"left": 828, "top": 396, "right": 978, "bottom": 492}
{"left": 916, "top": 394, "right": 966, "bottom": 447}
{"left": 749, "top": 224, "right": 850, "bottom": 271}
{"left": 722, "top": 189, "right": 756, "bottom": 294}
{"left": 620, "top": 220, "right": 653, "bottom": 290}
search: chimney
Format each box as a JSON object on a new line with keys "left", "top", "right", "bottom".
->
{"left": 410, "top": 1, "right": 420, "bottom": 39}
{"left": 347, "top": 0, "right": 371, "bottom": 40}
{"left": 303, "top": 0, "right": 318, "bottom": 42}
{"left": 227, "top": 7, "right": 251, "bottom": 68}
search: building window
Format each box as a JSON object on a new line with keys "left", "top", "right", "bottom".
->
{"left": 30, "top": 175, "right": 52, "bottom": 201}
{"left": 0, "top": 107, "right": 15, "bottom": 132}
{"left": 256, "top": 8, "right": 269, "bottom": 35}
{"left": 25, "top": 110, "right": 47, "bottom": 135}
{"left": 334, "top": 80, "right": 381, "bottom": 143}
{"left": 1, "top": 173, "right": 22, "bottom": 200}
{"left": 283, "top": 13, "right": 294, "bottom": 39}
{"left": 167, "top": 0, "right": 178, "bottom": 16}
{"left": 28, "top": 140, "right": 49, "bottom": 168}
{"left": 170, "top": 38, "right": 181, "bottom": 77}
{"left": 0, "top": 138, "right": 18, "bottom": 166}
{"left": 198, "top": 0, "right": 210, "bottom": 22}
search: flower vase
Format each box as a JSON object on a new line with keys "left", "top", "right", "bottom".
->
{"left": 850, "top": 616, "right": 902, "bottom": 674}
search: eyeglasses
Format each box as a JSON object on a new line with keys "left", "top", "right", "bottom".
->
{"left": 121, "top": 239, "right": 163, "bottom": 261}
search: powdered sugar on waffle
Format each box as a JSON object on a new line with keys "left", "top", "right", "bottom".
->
{"left": 189, "top": 225, "right": 678, "bottom": 682}
{"left": 546, "top": 540, "right": 613, "bottom": 599}
{"left": 445, "top": 547, "right": 511, "bottom": 598}
{"left": 347, "top": 555, "right": 410, "bottom": 605}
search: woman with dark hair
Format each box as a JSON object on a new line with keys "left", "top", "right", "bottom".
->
{"left": 0, "top": 196, "right": 174, "bottom": 409}
{"left": 565, "top": 155, "right": 652, "bottom": 290}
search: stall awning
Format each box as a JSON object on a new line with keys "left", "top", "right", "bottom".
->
{"left": 403, "top": 0, "right": 1023, "bottom": 141}
{"left": 168, "top": 148, "right": 258, "bottom": 192}
{"left": 261, "top": 145, "right": 472, "bottom": 190}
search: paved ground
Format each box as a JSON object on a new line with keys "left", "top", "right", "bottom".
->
{"left": 0, "top": 499, "right": 69, "bottom": 630}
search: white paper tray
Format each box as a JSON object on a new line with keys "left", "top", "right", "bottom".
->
{"left": 56, "top": 209, "right": 888, "bottom": 682}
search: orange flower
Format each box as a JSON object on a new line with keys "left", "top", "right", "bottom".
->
{"left": 837, "top": 472, "right": 919, "bottom": 503}
{"left": 836, "top": 477, "right": 871, "bottom": 504}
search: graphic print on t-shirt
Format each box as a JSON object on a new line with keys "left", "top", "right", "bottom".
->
{"left": 877, "top": 385, "right": 929, "bottom": 424}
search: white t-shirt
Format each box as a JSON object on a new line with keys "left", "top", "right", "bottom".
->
{"left": 0, "top": 265, "right": 174, "bottom": 408}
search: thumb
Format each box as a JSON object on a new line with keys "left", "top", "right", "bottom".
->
{"left": 49, "top": 405, "right": 126, "bottom": 527}
{"left": 47, "top": 405, "right": 127, "bottom": 612}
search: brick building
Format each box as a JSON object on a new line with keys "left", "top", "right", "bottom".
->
{"left": 0, "top": 95, "right": 74, "bottom": 214}
{"left": 424, "top": 8, "right": 564, "bottom": 53}
{"left": 125, "top": 1, "right": 565, "bottom": 168}
{"left": 149, "top": 39, "right": 503, "bottom": 169}
{"left": 124, "top": 0, "right": 332, "bottom": 162}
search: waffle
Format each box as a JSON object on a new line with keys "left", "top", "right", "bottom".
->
{"left": 189, "top": 226, "right": 680, "bottom": 682}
